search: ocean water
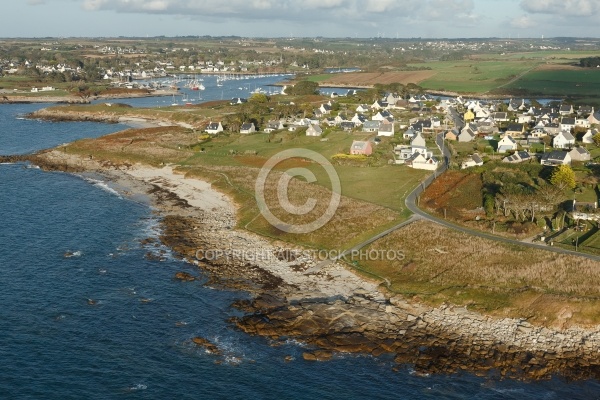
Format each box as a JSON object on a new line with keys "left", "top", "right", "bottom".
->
{"left": 1, "top": 104, "right": 600, "bottom": 399}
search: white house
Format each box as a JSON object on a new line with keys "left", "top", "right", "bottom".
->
{"left": 541, "top": 151, "right": 571, "bottom": 166}
{"left": 410, "top": 131, "right": 426, "bottom": 148}
{"left": 306, "top": 124, "right": 323, "bottom": 137}
{"left": 582, "top": 128, "right": 598, "bottom": 144}
{"left": 461, "top": 154, "right": 484, "bottom": 169}
{"left": 355, "top": 104, "right": 369, "bottom": 113}
{"left": 553, "top": 131, "right": 575, "bottom": 149}
{"left": 458, "top": 125, "right": 477, "bottom": 142}
{"left": 377, "top": 121, "right": 394, "bottom": 137}
{"left": 205, "top": 121, "right": 224, "bottom": 134}
{"left": 406, "top": 153, "right": 439, "bottom": 171}
{"left": 497, "top": 135, "right": 518, "bottom": 153}
{"left": 240, "top": 122, "right": 256, "bottom": 134}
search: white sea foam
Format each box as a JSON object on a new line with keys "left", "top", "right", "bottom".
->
{"left": 64, "top": 250, "right": 83, "bottom": 258}
{"left": 126, "top": 383, "right": 147, "bottom": 391}
{"left": 81, "top": 176, "right": 122, "bottom": 198}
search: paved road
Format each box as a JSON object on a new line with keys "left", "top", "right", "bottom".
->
{"left": 405, "top": 133, "right": 600, "bottom": 262}
{"left": 319, "top": 129, "right": 600, "bottom": 267}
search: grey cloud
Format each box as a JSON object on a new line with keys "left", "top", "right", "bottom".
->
{"left": 80, "top": 0, "right": 477, "bottom": 22}
{"left": 520, "top": 0, "right": 600, "bottom": 17}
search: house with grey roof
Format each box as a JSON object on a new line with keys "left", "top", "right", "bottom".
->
{"left": 540, "top": 151, "right": 571, "bottom": 166}
{"left": 553, "top": 131, "right": 575, "bottom": 149}
{"left": 461, "top": 154, "right": 484, "bottom": 169}
{"left": 264, "top": 120, "right": 284, "bottom": 133}
{"left": 362, "top": 120, "right": 381, "bottom": 132}
{"left": 569, "top": 147, "right": 591, "bottom": 162}
{"left": 497, "top": 135, "right": 518, "bottom": 153}
{"left": 502, "top": 151, "right": 532, "bottom": 164}
{"left": 306, "top": 124, "right": 323, "bottom": 137}
{"left": 350, "top": 140, "right": 373, "bottom": 156}
{"left": 505, "top": 123, "right": 526, "bottom": 138}
{"left": 351, "top": 113, "right": 367, "bottom": 126}
{"left": 205, "top": 121, "right": 224, "bottom": 134}
{"left": 240, "top": 122, "right": 256, "bottom": 134}
{"left": 559, "top": 104, "right": 574, "bottom": 115}
{"left": 588, "top": 111, "right": 600, "bottom": 125}
{"left": 403, "top": 127, "right": 417, "bottom": 140}
{"left": 377, "top": 121, "right": 394, "bottom": 137}
{"left": 560, "top": 117, "right": 576, "bottom": 132}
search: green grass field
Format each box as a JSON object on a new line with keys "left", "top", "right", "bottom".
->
{"left": 504, "top": 69, "right": 600, "bottom": 97}
{"left": 409, "top": 60, "right": 538, "bottom": 93}
{"left": 181, "top": 131, "right": 429, "bottom": 213}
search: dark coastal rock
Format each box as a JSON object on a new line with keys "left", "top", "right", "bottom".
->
{"left": 191, "top": 337, "right": 221, "bottom": 355}
{"left": 174, "top": 272, "right": 196, "bottom": 281}
{"left": 0, "top": 155, "right": 29, "bottom": 164}
{"left": 31, "top": 148, "right": 600, "bottom": 382}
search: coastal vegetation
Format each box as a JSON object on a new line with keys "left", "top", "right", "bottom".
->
{"left": 9, "top": 35, "right": 600, "bottom": 331}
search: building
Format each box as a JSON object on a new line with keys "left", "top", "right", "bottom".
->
{"left": 497, "top": 135, "right": 518, "bottom": 153}
{"left": 569, "top": 147, "right": 591, "bottom": 162}
{"left": 306, "top": 124, "right": 323, "bottom": 137}
{"left": 240, "top": 122, "right": 256, "bottom": 134}
{"left": 205, "top": 121, "right": 223, "bottom": 134}
{"left": 553, "top": 131, "right": 575, "bottom": 149}
{"left": 502, "top": 151, "right": 532, "bottom": 164}
{"left": 461, "top": 154, "right": 484, "bottom": 169}
{"left": 350, "top": 140, "right": 373, "bottom": 156}
{"left": 540, "top": 151, "right": 571, "bottom": 166}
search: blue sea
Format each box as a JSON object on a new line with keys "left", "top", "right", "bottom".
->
{"left": 1, "top": 101, "right": 600, "bottom": 398}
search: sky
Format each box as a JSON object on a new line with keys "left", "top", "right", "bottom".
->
{"left": 2, "top": 0, "right": 599, "bottom": 39}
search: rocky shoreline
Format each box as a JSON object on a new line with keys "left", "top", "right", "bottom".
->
{"left": 0, "top": 89, "right": 177, "bottom": 105}
{"left": 24, "top": 149, "right": 600, "bottom": 381}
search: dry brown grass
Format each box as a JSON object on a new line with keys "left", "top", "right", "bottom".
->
{"left": 67, "top": 126, "right": 197, "bottom": 166}
{"left": 184, "top": 164, "right": 401, "bottom": 250}
{"left": 362, "top": 220, "right": 600, "bottom": 327}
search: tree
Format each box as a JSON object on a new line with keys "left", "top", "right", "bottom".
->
{"left": 550, "top": 165, "right": 576, "bottom": 191}
{"left": 288, "top": 81, "right": 318, "bottom": 96}
{"left": 248, "top": 93, "right": 268, "bottom": 103}
{"left": 593, "top": 133, "right": 600, "bottom": 146}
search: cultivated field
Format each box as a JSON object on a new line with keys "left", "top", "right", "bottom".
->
{"left": 503, "top": 68, "right": 600, "bottom": 97}
{"left": 412, "top": 60, "right": 538, "bottom": 94}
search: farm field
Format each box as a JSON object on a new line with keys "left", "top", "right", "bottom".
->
{"left": 502, "top": 68, "right": 600, "bottom": 97}
{"left": 407, "top": 60, "right": 539, "bottom": 93}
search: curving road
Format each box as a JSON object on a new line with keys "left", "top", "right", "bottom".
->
{"left": 309, "top": 127, "right": 600, "bottom": 275}
{"left": 404, "top": 132, "right": 600, "bottom": 262}
{"left": 336, "top": 129, "right": 600, "bottom": 263}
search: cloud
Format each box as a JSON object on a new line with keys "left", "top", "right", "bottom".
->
{"left": 78, "top": 0, "right": 477, "bottom": 23}
{"left": 27, "top": 0, "right": 46, "bottom": 4}
{"left": 509, "top": 15, "right": 537, "bottom": 29}
{"left": 520, "top": 0, "right": 600, "bottom": 17}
